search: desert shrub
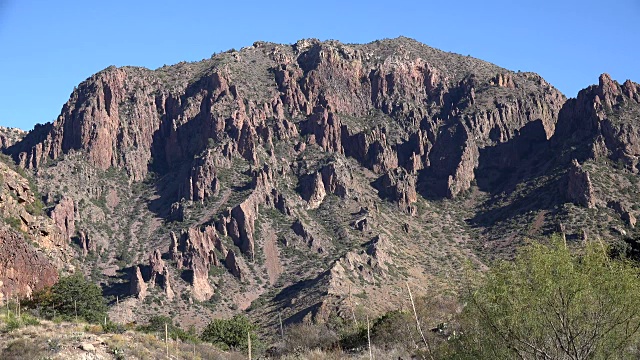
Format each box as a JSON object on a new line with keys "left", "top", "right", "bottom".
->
{"left": 201, "top": 314, "right": 257, "bottom": 351}
{"left": 28, "top": 273, "right": 107, "bottom": 324}
{"left": 370, "top": 310, "right": 417, "bottom": 350}
{"left": 103, "top": 321, "right": 126, "bottom": 334}
{"left": 449, "top": 237, "right": 640, "bottom": 359}
{"left": 1, "top": 338, "right": 47, "bottom": 360}
{"left": 138, "top": 315, "right": 198, "bottom": 342}
{"left": 1, "top": 311, "right": 40, "bottom": 332}
{"left": 3, "top": 216, "right": 22, "bottom": 230}
{"left": 338, "top": 323, "right": 368, "bottom": 352}
{"left": 283, "top": 322, "right": 339, "bottom": 352}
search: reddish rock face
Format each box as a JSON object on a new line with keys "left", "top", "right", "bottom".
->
{"left": 0, "top": 161, "right": 68, "bottom": 302}
{"left": 12, "top": 37, "right": 620, "bottom": 323}
{"left": 8, "top": 38, "right": 565, "bottom": 203}
{"left": 554, "top": 74, "right": 640, "bottom": 172}
{"left": 0, "top": 228, "right": 58, "bottom": 302}
{"left": 374, "top": 168, "right": 418, "bottom": 213}
{"left": 130, "top": 265, "right": 147, "bottom": 299}
{"left": 50, "top": 196, "right": 76, "bottom": 241}
{"left": 170, "top": 226, "right": 223, "bottom": 301}
{"left": 567, "top": 160, "right": 596, "bottom": 209}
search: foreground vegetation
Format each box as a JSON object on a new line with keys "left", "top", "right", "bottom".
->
{"left": 3, "top": 236, "right": 640, "bottom": 359}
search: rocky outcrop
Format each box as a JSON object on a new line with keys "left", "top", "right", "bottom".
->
{"left": 329, "top": 234, "right": 394, "bottom": 289}
{"left": 170, "top": 226, "right": 226, "bottom": 301}
{"left": 183, "top": 149, "right": 221, "bottom": 202}
{"left": 291, "top": 219, "right": 325, "bottom": 253}
{"left": 365, "top": 234, "right": 393, "bottom": 271}
{"left": 147, "top": 249, "right": 174, "bottom": 300}
{"left": 299, "top": 155, "right": 354, "bottom": 208}
{"left": 8, "top": 38, "right": 564, "bottom": 203}
{"left": 319, "top": 156, "right": 352, "bottom": 198}
{"left": 554, "top": 74, "right": 640, "bottom": 171}
{"left": 162, "top": 267, "right": 174, "bottom": 300}
{"left": 77, "top": 230, "right": 95, "bottom": 257}
{"left": 374, "top": 168, "right": 417, "bottom": 213}
{"left": 0, "top": 228, "right": 58, "bottom": 302}
{"left": 148, "top": 250, "right": 166, "bottom": 286}
{"left": 168, "top": 202, "right": 184, "bottom": 222}
{"left": 351, "top": 216, "right": 369, "bottom": 231}
{"left": 50, "top": 196, "right": 76, "bottom": 241}
{"left": 0, "top": 162, "right": 68, "bottom": 287}
{"left": 217, "top": 165, "right": 290, "bottom": 259}
{"left": 343, "top": 125, "right": 398, "bottom": 174}
{"left": 0, "top": 127, "right": 26, "bottom": 149}
{"left": 607, "top": 200, "right": 636, "bottom": 228}
{"left": 304, "top": 109, "right": 343, "bottom": 153}
{"left": 224, "top": 249, "right": 248, "bottom": 281}
{"left": 567, "top": 160, "right": 596, "bottom": 208}
{"left": 304, "top": 173, "right": 326, "bottom": 209}
{"left": 130, "top": 266, "right": 147, "bottom": 299}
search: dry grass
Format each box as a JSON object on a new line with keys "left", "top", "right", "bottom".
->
{"left": 0, "top": 314, "right": 239, "bottom": 360}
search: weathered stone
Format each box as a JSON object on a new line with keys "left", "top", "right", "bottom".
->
{"left": 183, "top": 149, "right": 220, "bottom": 202}
{"left": 375, "top": 168, "right": 417, "bottom": 212}
{"left": 149, "top": 249, "right": 166, "bottom": 287}
{"left": 225, "top": 249, "right": 248, "bottom": 281}
{"left": 77, "top": 230, "right": 94, "bottom": 257}
{"left": 607, "top": 200, "right": 636, "bottom": 228}
{"left": 130, "top": 266, "right": 147, "bottom": 299}
{"left": 0, "top": 228, "right": 58, "bottom": 300}
{"left": 168, "top": 202, "right": 184, "bottom": 222}
{"left": 567, "top": 160, "right": 596, "bottom": 208}
{"left": 306, "top": 173, "right": 326, "bottom": 209}
{"left": 351, "top": 217, "right": 368, "bottom": 231}
{"left": 162, "top": 267, "right": 174, "bottom": 300}
{"left": 80, "top": 343, "right": 96, "bottom": 352}
{"left": 50, "top": 196, "right": 76, "bottom": 240}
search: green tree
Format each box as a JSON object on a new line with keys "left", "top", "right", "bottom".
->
{"left": 451, "top": 238, "right": 640, "bottom": 359}
{"left": 201, "top": 314, "right": 257, "bottom": 351}
{"left": 48, "top": 273, "right": 107, "bottom": 324}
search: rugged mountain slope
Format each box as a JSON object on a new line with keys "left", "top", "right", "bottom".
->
{"left": 0, "top": 127, "right": 26, "bottom": 149}
{"left": 3, "top": 37, "right": 640, "bottom": 334}
{"left": 0, "top": 156, "right": 71, "bottom": 303}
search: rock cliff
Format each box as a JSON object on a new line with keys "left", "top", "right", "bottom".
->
{"left": 7, "top": 37, "right": 640, "bottom": 331}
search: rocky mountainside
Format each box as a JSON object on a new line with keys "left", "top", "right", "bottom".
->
{"left": 0, "top": 127, "right": 26, "bottom": 149}
{"left": 0, "top": 155, "right": 71, "bottom": 303}
{"left": 3, "top": 37, "right": 640, "bottom": 333}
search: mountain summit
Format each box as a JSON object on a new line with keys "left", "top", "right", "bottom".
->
{"left": 2, "top": 37, "right": 640, "bottom": 332}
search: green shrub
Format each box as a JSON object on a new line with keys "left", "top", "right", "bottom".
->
{"left": 3, "top": 216, "right": 22, "bottom": 230}
{"left": 103, "top": 321, "right": 126, "bottom": 334}
{"left": 450, "top": 237, "right": 640, "bottom": 359}
{"left": 201, "top": 315, "right": 257, "bottom": 351}
{"left": 29, "top": 273, "right": 107, "bottom": 324}
{"left": 138, "top": 315, "right": 198, "bottom": 342}
{"left": 1, "top": 312, "right": 40, "bottom": 333}
{"left": 338, "top": 324, "right": 368, "bottom": 351}
{"left": 370, "top": 310, "right": 416, "bottom": 349}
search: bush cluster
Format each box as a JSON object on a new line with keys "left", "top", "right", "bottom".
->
{"left": 27, "top": 273, "right": 107, "bottom": 324}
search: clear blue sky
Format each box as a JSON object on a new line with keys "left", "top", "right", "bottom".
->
{"left": 1, "top": 0, "right": 639, "bottom": 130}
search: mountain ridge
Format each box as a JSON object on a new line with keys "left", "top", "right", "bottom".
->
{"left": 1, "top": 37, "right": 639, "bottom": 335}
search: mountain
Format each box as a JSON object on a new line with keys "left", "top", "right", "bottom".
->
{"left": 2, "top": 37, "right": 640, "bottom": 333}
{"left": 0, "top": 127, "right": 26, "bottom": 149}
